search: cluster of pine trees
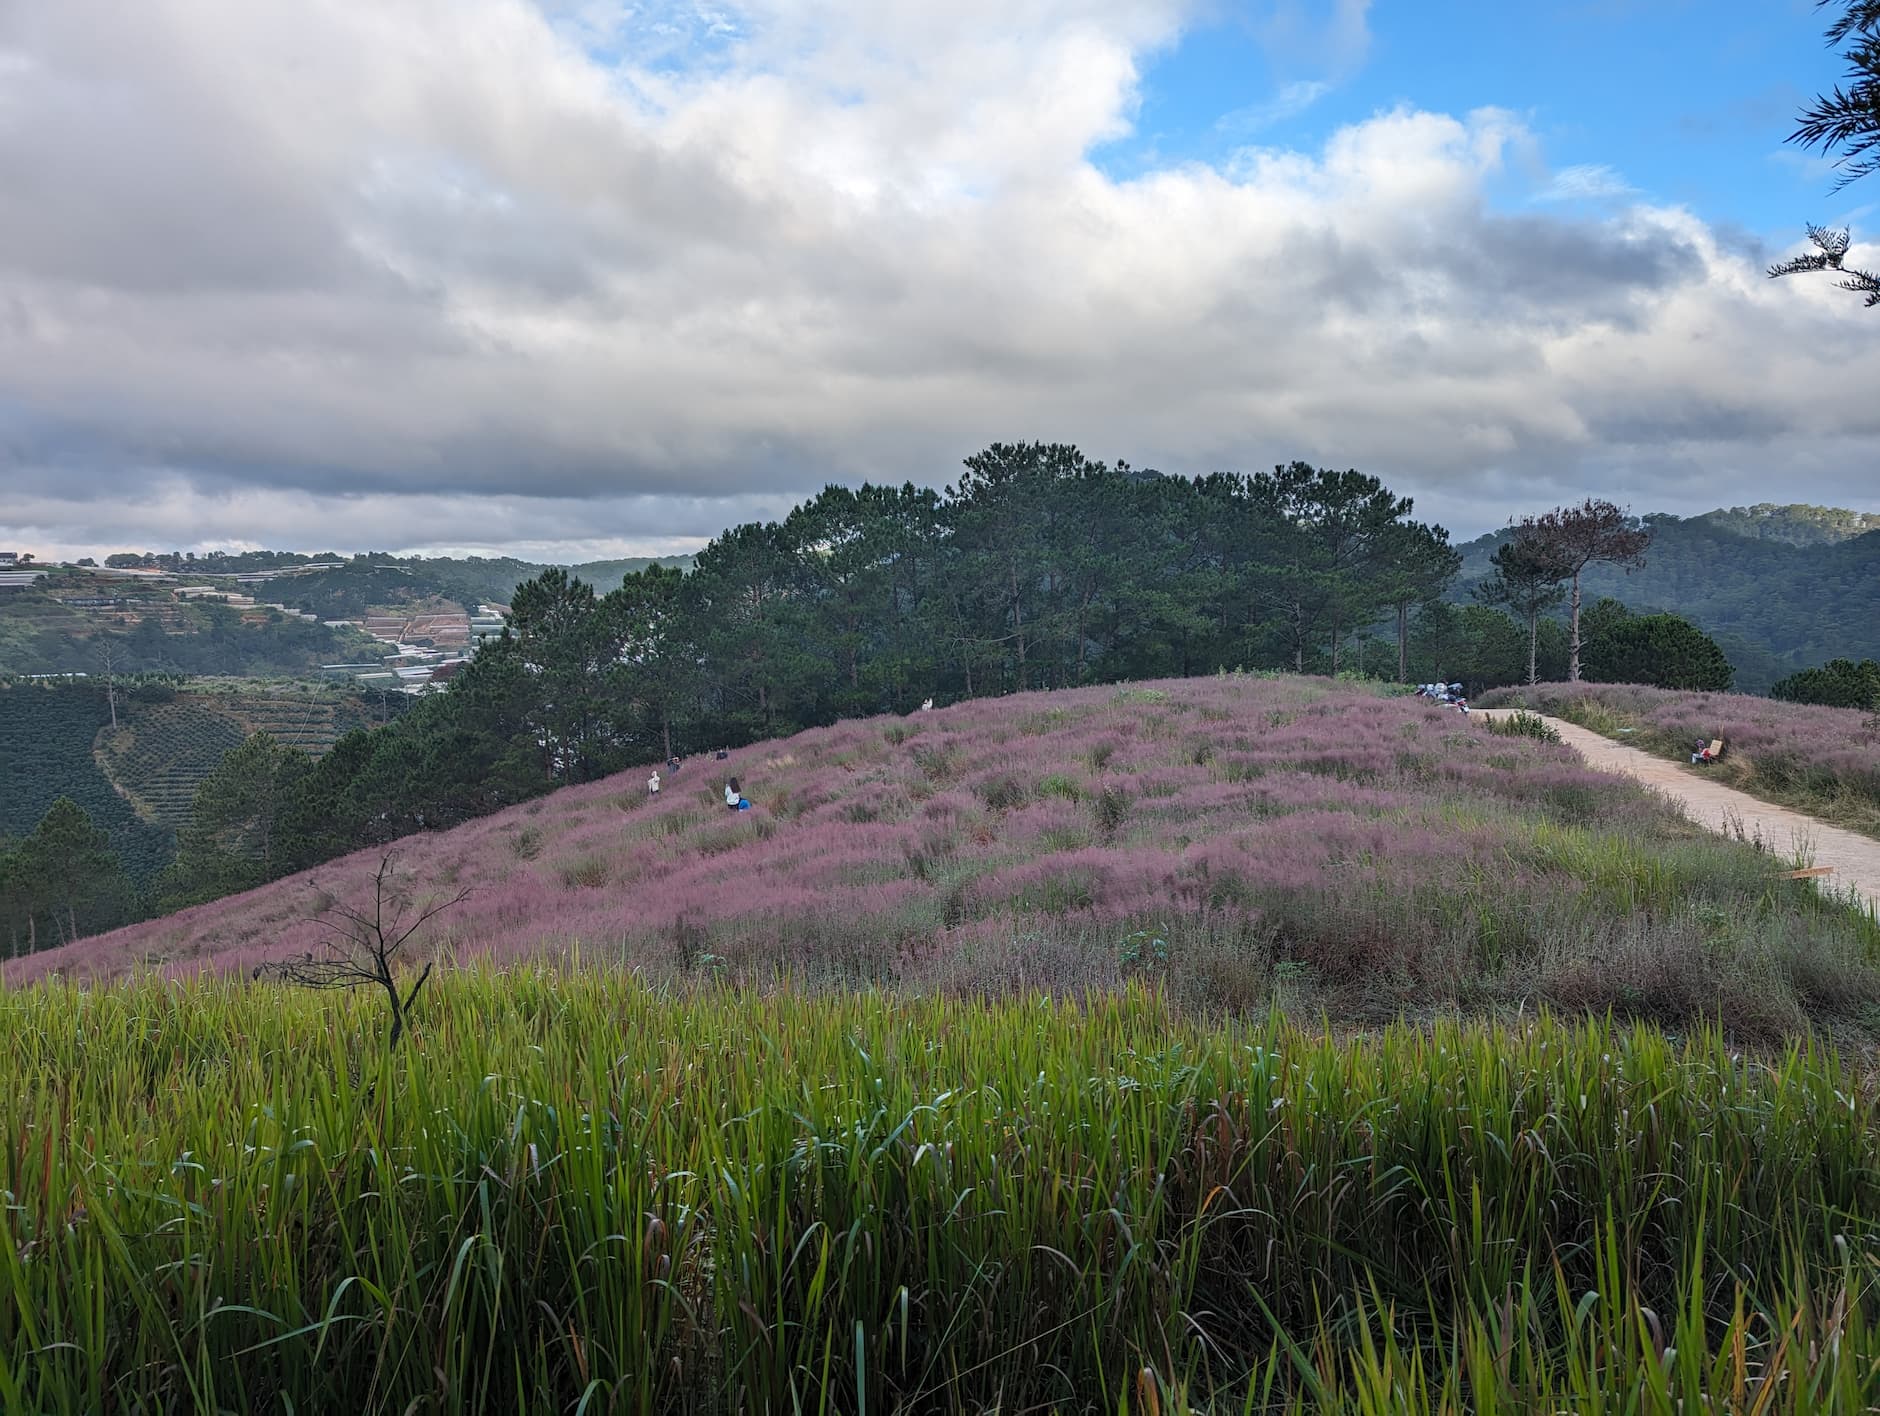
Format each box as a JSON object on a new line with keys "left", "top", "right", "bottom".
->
{"left": 0, "top": 800, "right": 132, "bottom": 956}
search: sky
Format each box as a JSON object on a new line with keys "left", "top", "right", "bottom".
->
{"left": 0, "top": 0, "right": 1875, "bottom": 562}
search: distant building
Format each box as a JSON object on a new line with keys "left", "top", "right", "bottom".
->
{"left": 172, "top": 586, "right": 256, "bottom": 607}
{"left": 0, "top": 552, "right": 17, "bottom": 565}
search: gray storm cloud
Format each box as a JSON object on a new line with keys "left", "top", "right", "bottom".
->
{"left": 0, "top": 0, "right": 1874, "bottom": 560}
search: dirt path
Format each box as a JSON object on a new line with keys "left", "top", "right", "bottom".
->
{"left": 1478, "top": 710, "right": 1880, "bottom": 917}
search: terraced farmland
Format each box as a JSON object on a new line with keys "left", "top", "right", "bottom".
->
{"left": 96, "top": 703, "right": 247, "bottom": 826}
{"left": 97, "top": 691, "right": 375, "bottom": 828}
{"left": 221, "top": 691, "right": 372, "bottom": 751}
{"left": 0, "top": 683, "right": 174, "bottom": 883}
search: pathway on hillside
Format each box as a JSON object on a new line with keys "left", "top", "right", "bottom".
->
{"left": 1477, "top": 710, "right": 1880, "bottom": 917}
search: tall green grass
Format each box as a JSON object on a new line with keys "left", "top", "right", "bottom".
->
{"left": 4, "top": 972, "right": 1880, "bottom": 1412}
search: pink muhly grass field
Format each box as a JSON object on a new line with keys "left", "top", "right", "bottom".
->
{"left": 1480, "top": 681, "right": 1880, "bottom": 824}
{"left": 12, "top": 674, "right": 1872, "bottom": 1030}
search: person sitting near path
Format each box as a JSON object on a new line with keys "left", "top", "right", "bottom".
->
{"left": 647, "top": 769, "right": 661, "bottom": 796}
{"left": 724, "top": 777, "right": 752, "bottom": 811}
{"left": 1691, "top": 738, "right": 1723, "bottom": 765}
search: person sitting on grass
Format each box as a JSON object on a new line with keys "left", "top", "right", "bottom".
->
{"left": 1691, "top": 739, "right": 1722, "bottom": 765}
{"left": 724, "top": 777, "right": 752, "bottom": 811}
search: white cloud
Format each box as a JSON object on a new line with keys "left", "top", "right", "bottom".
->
{"left": 0, "top": 0, "right": 1876, "bottom": 563}
{"left": 1217, "top": 79, "right": 1332, "bottom": 134}
{"left": 1533, "top": 162, "right": 1640, "bottom": 203}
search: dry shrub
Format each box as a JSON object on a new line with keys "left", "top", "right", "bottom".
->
{"left": 1092, "top": 785, "right": 1131, "bottom": 839}
{"left": 977, "top": 774, "right": 1030, "bottom": 811}
{"left": 558, "top": 855, "right": 610, "bottom": 890}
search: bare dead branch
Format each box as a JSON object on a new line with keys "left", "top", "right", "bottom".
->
{"left": 253, "top": 851, "right": 466, "bottom": 1051}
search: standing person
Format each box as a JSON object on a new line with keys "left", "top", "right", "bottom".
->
{"left": 647, "top": 769, "right": 661, "bottom": 796}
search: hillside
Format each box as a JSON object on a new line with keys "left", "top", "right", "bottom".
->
{"left": 0, "top": 684, "right": 174, "bottom": 883}
{"left": 0, "top": 568, "right": 380, "bottom": 678}
{"left": 1456, "top": 504, "right": 1880, "bottom": 692}
{"left": 0, "top": 682, "right": 385, "bottom": 884}
{"left": 21, "top": 675, "right": 1876, "bottom": 1038}
{"left": 93, "top": 685, "right": 382, "bottom": 829}
{"left": 0, "top": 557, "right": 691, "bottom": 679}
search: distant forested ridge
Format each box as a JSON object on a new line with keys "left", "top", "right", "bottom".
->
{"left": 0, "top": 579, "right": 375, "bottom": 679}
{"left": 1457, "top": 504, "right": 1880, "bottom": 693}
{"left": 258, "top": 555, "right": 693, "bottom": 619}
{"left": 0, "top": 556, "right": 693, "bottom": 678}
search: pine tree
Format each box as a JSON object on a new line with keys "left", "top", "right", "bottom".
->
{"left": 1474, "top": 536, "right": 1572, "bottom": 686}
{"left": 1517, "top": 500, "right": 1652, "bottom": 682}
{"left": 1770, "top": 1, "right": 1880, "bottom": 306}
{"left": 15, "top": 797, "right": 130, "bottom": 947}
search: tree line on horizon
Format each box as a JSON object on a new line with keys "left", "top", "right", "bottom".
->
{"left": 4, "top": 446, "right": 1740, "bottom": 956}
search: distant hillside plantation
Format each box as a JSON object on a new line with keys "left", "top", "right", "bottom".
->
{"left": 263, "top": 554, "right": 694, "bottom": 620}
{"left": 94, "top": 687, "right": 381, "bottom": 829}
{"left": 0, "top": 569, "right": 378, "bottom": 678}
{"left": 0, "top": 685, "right": 172, "bottom": 883}
{"left": 0, "top": 683, "right": 385, "bottom": 886}
{"left": 1456, "top": 504, "right": 1880, "bottom": 693}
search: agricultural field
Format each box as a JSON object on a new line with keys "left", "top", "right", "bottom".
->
{"left": 24, "top": 675, "right": 1880, "bottom": 1042}
{"left": 1480, "top": 681, "right": 1880, "bottom": 839}
{"left": 90, "top": 685, "right": 379, "bottom": 828}
{"left": 0, "top": 683, "right": 173, "bottom": 883}
{"left": 0, "top": 569, "right": 379, "bottom": 678}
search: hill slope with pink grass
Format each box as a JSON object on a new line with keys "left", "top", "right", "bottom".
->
{"left": 1476, "top": 680, "right": 1880, "bottom": 838}
{"left": 13, "top": 675, "right": 1878, "bottom": 1034}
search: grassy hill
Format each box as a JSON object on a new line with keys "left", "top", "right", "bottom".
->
{"left": 21, "top": 674, "right": 1877, "bottom": 1040}
{"left": 1478, "top": 679, "right": 1880, "bottom": 837}
{"left": 1456, "top": 504, "right": 1880, "bottom": 692}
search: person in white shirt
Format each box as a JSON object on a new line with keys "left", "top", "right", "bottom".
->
{"left": 647, "top": 770, "right": 660, "bottom": 796}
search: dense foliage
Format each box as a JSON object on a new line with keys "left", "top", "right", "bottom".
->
{"left": 0, "top": 683, "right": 172, "bottom": 884}
{"left": 1773, "top": 656, "right": 1880, "bottom": 707}
{"left": 0, "top": 796, "right": 135, "bottom": 956}
{"left": 1577, "top": 599, "right": 1734, "bottom": 690}
{"left": 2, "top": 979, "right": 1879, "bottom": 1411}
{"left": 1457, "top": 506, "right": 1880, "bottom": 693}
